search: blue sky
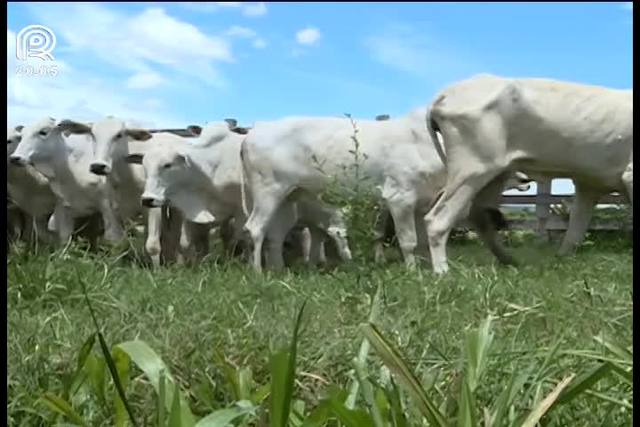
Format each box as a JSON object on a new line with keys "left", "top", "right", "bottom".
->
{"left": 7, "top": 2, "right": 633, "bottom": 194}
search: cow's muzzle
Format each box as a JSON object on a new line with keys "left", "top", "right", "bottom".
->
{"left": 8, "top": 155, "right": 26, "bottom": 167}
{"left": 141, "top": 196, "right": 164, "bottom": 208}
{"left": 90, "top": 163, "right": 111, "bottom": 176}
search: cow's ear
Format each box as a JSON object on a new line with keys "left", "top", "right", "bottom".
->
{"left": 177, "top": 152, "right": 192, "bottom": 168}
{"left": 224, "top": 118, "right": 238, "bottom": 130}
{"left": 57, "top": 120, "right": 92, "bottom": 135}
{"left": 125, "top": 153, "right": 144, "bottom": 164}
{"left": 231, "top": 126, "right": 250, "bottom": 135}
{"left": 187, "top": 125, "right": 202, "bottom": 136}
{"left": 14, "top": 125, "right": 24, "bottom": 132}
{"left": 125, "top": 128, "right": 153, "bottom": 141}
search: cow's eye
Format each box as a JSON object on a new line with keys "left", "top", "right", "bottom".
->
{"left": 39, "top": 130, "right": 48, "bottom": 137}
{"left": 163, "top": 163, "right": 172, "bottom": 169}
{"left": 116, "top": 132, "right": 124, "bottom": 139}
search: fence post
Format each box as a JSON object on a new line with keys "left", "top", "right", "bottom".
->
{"left": 536, "top": 178, "right": 552, "bottom": 240}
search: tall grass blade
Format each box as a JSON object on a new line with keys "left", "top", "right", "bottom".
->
{"left": 269, "top": 301, "right": 306, "bottom": 427}
{"left": 84, "top": 354, "right": 106, "bottom": 405}
{"left": 464, "top": 316, "right": 494, "bottom": 393}
{"left": 116, "top": 340, "right": 196, "bottom": 427}
{"left": 169, "top": 382, "right": 184, "bottom": 427}
{"left": 457, "top": 380, "right": 477, "bottom": 427}
{"left": 362, "top": 323, "right": 448, "bottom": 427}
{"left": 353, "top": 359, "right": 386, "bottom": 427}
{"left": 195, "top": 405, "right": 257, "bottom": 427}
{"left": 489, "top": 367, "right": 530, "bottom": 426}
{"left": 159, "top": 370, "right": 166, "bottom": 427}
{"left": 112, "top": 347, "right": 131, "bottom": 427}
{"left": 521, "top": 374, "right": 575, "bottom": 427}
{"left": 593, "top": 335, "right": 633, "bottom": 362}
{"left": 346, "top": 283, "right": 384, "bottom": 409}
{"left": 78, "top": 276, "right": 138, "bottom": 427}
{"left": 38, "top": 393, "right": 88, "bottom": 427}
{"left": 327, "top": 396, "right": 376, "bottom": 427}
{"left": 554, "top": 363, "right": 612, "bottom": 406}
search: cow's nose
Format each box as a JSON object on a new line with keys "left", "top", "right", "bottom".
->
{"left": 141, "top": 197, "right": 157, "bottom": 208}
{"left": 90, "top": 163, "right": 108, "bottom": 175}
{"left": 9, "top": 156, "right": 24, "bottom": 166}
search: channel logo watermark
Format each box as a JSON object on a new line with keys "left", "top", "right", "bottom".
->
{"left": 15, "top": 24, "right": 59, "bottom": 77}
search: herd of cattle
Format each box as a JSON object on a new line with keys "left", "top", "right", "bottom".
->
{"left": 7, "top": 74, "right": 633, "bottom": 274}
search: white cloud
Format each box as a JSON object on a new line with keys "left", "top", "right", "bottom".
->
{"left": 7, "top": 8, "right": 202, "bottom": 130}
{"left": 126, "top": 71, "right": 165, "bottom": 90}
{"left": 364, "top": 25, "right": 480, "bottom": 84}
{"left": 216, "top": 2, "right": 242, "bottom": 7}
{"left": 27, "top": 3, "right": 233, "bottom": 88}
{"left": 225, "top": 26, "right": 267, "bottom": 49}
{"left": 226, "top": 25, "right": 257, "bottom": 38}
{"left": 296, "top": 27, "right": 321, "bottom": 46}
{"left": 180, "top": 2, "right": 267, "bottom": 16}
{"left": 253, "top": 38, "right": 267, "bottom": 49}
{"left": 243, "top": 2, "right": 267, "bottom": 17}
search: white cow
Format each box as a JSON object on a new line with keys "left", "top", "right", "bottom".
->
{"left": 7, "top": 125, "right": 57, "bottom": 244}
{"left": 56, "top": 118, "right": 200, "bottom": 267}
{"left": 240, "top": 108, "right": 448, "bottom": 271}
{"left": 9, "top": 118, "right": 125, "bottom": 244}
{"left": 124, "top": 120, "right": 350, "bottom": 270}
{"left": 425, "top": 74, "right": 633, "bottom": 274}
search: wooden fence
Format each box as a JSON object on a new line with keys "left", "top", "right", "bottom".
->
{"left": 500, "top": 179, "right": 631, "bottom": 234}
{"left": 150, "top": 121, "right": 632, "bottom": 234}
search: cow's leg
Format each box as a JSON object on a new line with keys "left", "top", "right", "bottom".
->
{"left": 373, "top": 207, "right": 391, "bottom": 264}
{"left": 219, "top": 217, "right": 236, "bottom": 256}
{"left": 307, "top": 227, "right": 328, "bottom": 265}
{"left": 414, "top": 207, "right": 430, "bottom": 262}
{"left": 99, "top": 199, "right": 125, "bottom": 243}
{"left": 557, "top": 183, "right": 602, "bottom": 256}
{"left": 319, "top": 241, "right": 327, "bottom": 264}
{"left": 180, "top": 220, "right": 209, "bottom": 263}
{"left": 161, "top": 207, "right": 184, "bottom": 264}
{"left": 54, "top": 203, "right": 75, "bottom": 244}
{"left": 21, "top": 215, "right": 34, "bottom": 245}
{"left": 468, "top": 175, "right": 518, "bottom": 266}
{"left": 386, "top": 190, "right": 419, "bottom": 268}
{"left": 177, "top": 219, "right": 194, "bottom": 265}
{"left": 78, "top": 214, "right": 103, "bottom": 252}
{"left": 34, "top": 215, "right": 54, "bottom": 245}
{"left": 230, "top": 216, "right": 250, "bottom": 259}
{"left": 622, "top": 162, "right": 633, "bottom": 206}
{"left": 145, "top": 208, "right": 163, "bottom": 267}
{"left": 264, "top": 202, "right": 298, "bottom": 271}
{"left": 243, "top": 187, "right": 289, "bottom": 272}
{"left": 425, "top": 169, "right": 505, "bottom": 274}
{"left": 299, "top": 227, "right": 312, "bottom": 263}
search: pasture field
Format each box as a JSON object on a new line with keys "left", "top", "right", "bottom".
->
{"left": 7, "top": 230, "right": 633, "bottom": 426}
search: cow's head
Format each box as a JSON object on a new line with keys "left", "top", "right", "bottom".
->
{"left": 8, "top": 118, "right": 68, "bottom": 168}
{"left": 224, "top": 118, "right": 251, "bottom": 135}
{"left": 7, "top": 126, "right": 24, "bottom": 159}
{"left": 59, "top": 117, "right": 152, "bottom": 176}
{"left": 125, "top": 142, "right": 194, "bottom": 208}
{"left": 505, "top": 171, "right": 533, "bottom": 192}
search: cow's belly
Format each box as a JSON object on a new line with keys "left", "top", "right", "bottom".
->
{"left": 9, "top": 189, "right": 55, "bottom": 217}
{"left": 508, "top": 133, "right": 631, "bottom": 187}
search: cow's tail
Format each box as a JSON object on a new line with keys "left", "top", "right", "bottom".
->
{"left": 239, "top": 138, "right": 251, "bottom": 218}
{"left": 426, "top": 98, "right": 447, "bottom": 166}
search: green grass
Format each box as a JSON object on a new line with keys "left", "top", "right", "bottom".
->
{"left": 7, "top": 230, "right": 632, "bottom": 426}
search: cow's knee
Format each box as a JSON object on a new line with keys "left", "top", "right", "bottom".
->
{"left": 146, "top": 235, "right": 162, "bottom": 267}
